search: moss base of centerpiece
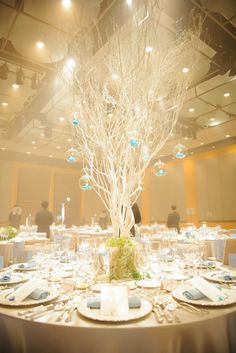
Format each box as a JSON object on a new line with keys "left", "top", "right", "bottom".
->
{"left": 106, "top": 236, "right": 140, "bottom": 281}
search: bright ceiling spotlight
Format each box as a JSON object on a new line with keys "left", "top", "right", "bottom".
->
{"left": 12, "top": 83, "right": 19, "bottom": 89}
{"left": 15, "top": 68, "right": 24, "bottom": 85}
{"left": 126, "top": 0, "right": 132, "bottom": 5}
{"left": 182, "top": 67, "right": 189, "bottom": 73}
{"left": 188, "top": 108, "right": 195, "bottom": 112}
{"left": 0, "top": 62, "right": 9, "bottom": 80}
{"left": 146, "top": 46, "right": 153, "bottom": 53}
{"left": 36, "top": 41, "right": 45, "bottom": 49}
{"left": 62, "top": 0, "right": 71, "bottom": 8}
{"left": 223, "top": 92, "right": 230, "bottom": 97}
{"left": 1, "top": 102, "right": 8, "bottom": 106}
{"left": 111, "top": 73, "right": 118, "bottom": 80}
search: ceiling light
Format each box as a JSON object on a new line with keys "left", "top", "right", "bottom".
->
{"left": 212, "top": 146, "right": 215, "bottom": 149}
{"left": 126, "top": 0, "right": 132, "bottom": 5}
{"left": 224, "top": 92, "right": 230, "bottom": 97}
{"left": 184, "top": 136, "right": 188, "bottom": 140}
{"left": 62, "top": 0, "right": 71, "bottom": 8}
{"left": 210, "top": 118, "right": 215, "bottom": 121}
{"left": 146, "top": 46, "right": 153, "bottom": 53}
{"left": 1, "top": 102, "right": 8, "bottom": 106}
{"left": 36, "top": 41, "right": 45, "bottom": 49}
{"left": 49, "top": 155, "right": 53, "bottom": 158}
{"left": 41, "top": 133, "right": 45, "bottom": 137}
{"left": 59, "top": 117, "right": 65, "bottom": 121}
{"left": 111, "top": 73, "right": 118, "bottom": 80}
{"left": 12, "top": 83, "right": 19, "bottom": 89}
{"left": 26, "top": 151, "right": 31, "bottom": 155}
{"left": 31, "top": 141, "right": 35, "bottom": 144}
{"left": 156, "top": 96, "right": 163, "bottom": 102}
{"left": 182, "top": 67, "right": 189, "bottom": 73}
{"left": 67, "top": 138, "right": 72, "bottom": 142}
{"left": 15, "top": 68, "right": 24, "bottom": 85}
{"left": 56, "top": 146, "right": 61, "bottom": 149}
{"left": 200, "top": 142, "right": 204, "bottom": 145}
{"left": 0, "top": 62, "right": 9, "bottom": 80}
{"left": 170, "top": 133, "right": 174, "bottom": 136}
{"left": 1, "top": 147, "right": 6, "bottom": 150}
{"left": 188, "top": 108, "right": 195, "bottom": 112}
{"left": 31, "top": 73, "right": 38, "bottom": 90}
{"left": 226, "top": 134, "right": 230, "bottom": 138}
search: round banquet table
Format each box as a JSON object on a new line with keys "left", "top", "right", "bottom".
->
{"left": 0, "top": 296, "right": 236, "bottom": 353}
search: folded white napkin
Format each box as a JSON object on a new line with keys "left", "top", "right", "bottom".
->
{"left": 189, "top": 277, "right": 227, "bottom": 302}
{"left": 7, "top": 279, "right": 39, "bottom": 303}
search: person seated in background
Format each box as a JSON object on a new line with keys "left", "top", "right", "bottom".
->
{"left": 130, "top": 202, "right": 142, "bottom": 236}
{"left": 98, "top": 210, "right": 109, "bottom": 229}
{"left": 8, "top": 205, "right": 22, "bottom": 229}
{"left": 167, "top": 205, "right": 180, "bottom": 234}
{"left": 35, "top": 201, "right": 53, "bottom": 238}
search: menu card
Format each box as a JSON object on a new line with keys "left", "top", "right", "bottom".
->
{"left": 100, "top": 286, "right": 129, "bottom": 316}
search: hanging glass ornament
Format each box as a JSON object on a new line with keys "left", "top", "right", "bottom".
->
{"left": 154, "top": 160, "right": 167, "bottom": 177}
{"left": 130, "top": 138, "right": 139, "bottom": 147}
{"left": 65, "top": 147, "right": 79, "bottom": 163}
{"left": 79, "top": 174, "right": 93, "bottom": 191}
{"left": 142, "top": 145, "right": 150, "bottom": 161}
{"left": 72, "top": 111, "right": 80, "bottom": 126}
{"left": 173, "top": 143, "right": 187, "bottom": 159}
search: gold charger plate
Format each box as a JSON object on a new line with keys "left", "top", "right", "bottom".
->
{"left": 0, "top": 273, "right": 29, "bottom": 285}
{"left": 77, "top": 298, "right": 152, "bottom": 322}
{"left": 0, "top": 288, "right": 59, "bottom": 307}
{"left": 10, "top": 263, "right": 38, "bottom": 271}
{"left": 204, "top": 271, "right": 236, "bottom": 284}
{"left": 172, "top": 285, "right": 236, "bottom": 307}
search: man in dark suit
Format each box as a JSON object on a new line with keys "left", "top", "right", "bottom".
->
{"left": 167, "top": 205, "right": 180, "bottom": 233}
{"left": 130, "top": 202, "right": 141, "bottom": 236}
{"left": 35, "top": 201, "right": 53, "bottom": 238}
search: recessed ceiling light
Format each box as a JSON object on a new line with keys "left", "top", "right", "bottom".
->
{"left": 224, "top": 92, "right": 230, "bottom": 97}
{"left": 212, "top": 146, "right": 215, "bottom": 149}
{"left": 170, "top": 133, "right": 174, "bottom": 136}
{"left": 41, "top": 133, "right": 45, "bottom": 137}
{"left": 1, "top": 147, "right": 6, "bottom": 150}
{"left": 1, "top": 102, "right": 8, "bottom": 106}
{"left": 160, "top": 154, "right": 163, "bottom": 157}
{"left": 12, "top": 83, "right": 19, "bottom": 89}
{"left": 188, "top": 108, "right": 195, "bottom": 112}
{"left": 26, "top": 151, "right": 31, "bottom": 155}
{"left": 226, "top": 134, "right": 230, "bottom": 138}
{"left": 182, "top": 67, "right": 189, "bottom": 73}
{"left": 59, "top": 117, "right": 65, "bottom": 121}
{"left": 146, "top": 46, "right": 153, "bottom": 53}
{"left": 184, "top": 137, "right": 188, "bottom": 140}
{"left": 49, "top": 155, "right": 53, "bottom": 158}
{"left": 56, "top": 146, "right": 61, "bottom": 149}
{"left": 111, "top": 73, "right": 118, "bottom": 80}
{"left": 31, "top": 141, "right": 35, "bottom": 144}
{"left": 200, "top": 142, "right": 204, "bottom": 145}
{"left": 67, "top": 138, "right": 72, "bottom": 142}
{"left": 62, "top": 0, "right": 71, "bottom": 8}
{"left": 210, "top": 118, "right": 215, "bottom": 121}
{"left": 126, "top": 0, "right": 132, "bottom": 5}
{"left": 107, "top": 113, "right": 113, "bottom": 118}
{"left": 36, "top": 41, "right": 45, "bottom": 49}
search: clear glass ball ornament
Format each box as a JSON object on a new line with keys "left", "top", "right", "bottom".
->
{"left": 65, "top": 147, "right": 79, "bottom": 163}
{"left": 173, "top": 144, "right": 187, "bottom": 159}
{"left": 79, "top": 174, "right": 93, "bottom": 191}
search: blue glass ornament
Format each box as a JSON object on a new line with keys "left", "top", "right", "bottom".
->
{"left": 173, "top": 144, "right": 187, "bottom": 159}
{"left": 65, "top": 147, "right": 79, "bottom": 163}
{"left": 79, "top": 174, "right": 93, "bottom": 191}
{"left": 130, "top": 138, "right": 139, "bottom": 147}
{"left": 72, "top": 112, "right": 79, "bottom": 126}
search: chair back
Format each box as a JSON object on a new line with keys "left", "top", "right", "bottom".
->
{"left": 223, "top": 238, "right": 236, "bottom": 266}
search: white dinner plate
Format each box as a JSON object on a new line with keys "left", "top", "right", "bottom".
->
{"left": 172, "top": 285, "right": 236, "bottom": 307}
{"left": 0, "top": 288, "right": 59, "bottom": 307}
{"left": 10, "top": 263, "right": 38, "bottom": 271}
{"left": 0, "top": 273, "right": 29, "bottom": 285}
{"left": 136, "top": 279, "right": 160, "bottom": 288}
{"left": 77, "top": 298, "right": 152, "bottom": 322}
{"left": 204, "top": 271, "right": 236, "bottom": 284}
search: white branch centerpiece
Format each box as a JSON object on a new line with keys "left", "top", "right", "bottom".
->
{"left": 62, "top": 1, "right": 202, "bottom": 279}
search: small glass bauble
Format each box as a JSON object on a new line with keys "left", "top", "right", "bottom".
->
{"left": 142, "top": 145, "right": 150, "bottom": 161}
{"left": 79, "top": 174, "right": 93, "bottom": 191}
{"left": 65, "top": 147, "right": 79, "bottom": 163}
{"left": 154, "top": 160, "right": 167, "bottom": 177}
{"left": 173, "top": 144, "right": 187, "bottom": 159}
{"left": 130, "top": 138, "right": 139, "bottom": 148}
{"left": 72, "top": 112, "right": 79, "bottom": 126}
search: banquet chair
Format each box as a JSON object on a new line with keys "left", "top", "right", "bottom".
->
{"left": 223, "top": 238, "right": 236, "bottom": 266}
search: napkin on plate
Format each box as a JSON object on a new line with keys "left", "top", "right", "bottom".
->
{"left": 220, "top": 272, "right": 235, "bottom": 281}
{"left": 18, "top": 262, "right": 36, "bottom": 269}
{"left": 188, "top": 277, "right": 227, "bottom": 302}
{"left": 87, "top": 296, "right": 141, "bottom": 309}
{"left": 0, "top": 273, "right": 11, "bottom": 282}
{"left": 28, "top": 288, "right": 50, "bottom": 300}
{"left": 183, "top": 284, "right": 221, "bottom": 300}
{"left": 202, "top": 261, "right": 214, "bottom": 267}
{"left": 7, "top": 279, "right": 39, "bottom": 302}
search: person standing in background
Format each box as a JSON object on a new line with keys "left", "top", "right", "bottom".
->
{"left": 35, "top": 201, "right": 53, "bottom": 238}
{"left": 130, "top": 202, "right": 142, "bottom": 236}
{"left": 167, "top": 205, "right": 180, "bottom": 233}
{"left": 8, "top": 205, "right": 22, "bottom": 229}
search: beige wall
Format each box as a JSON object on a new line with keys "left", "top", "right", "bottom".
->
{"left": 0, "top": 144, "right": 236, "bottom": 228}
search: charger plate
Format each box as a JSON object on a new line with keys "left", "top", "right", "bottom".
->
{"left": 204, "top": 271, "right": 236, "bottom": 284}
{"left": 77, "top": 298, "right": 152, "bottom": 322}
{"left": 0, "top": 287, "right": 59, "bottom": 307}
{"left": 11, "top": 263, "right": 38, "bottom": 271}
{"left": 0, "top": 273, "right": 29, "bottom": 285}
{"left": 172, "top": 285, "right": 236, "bottom": 307}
